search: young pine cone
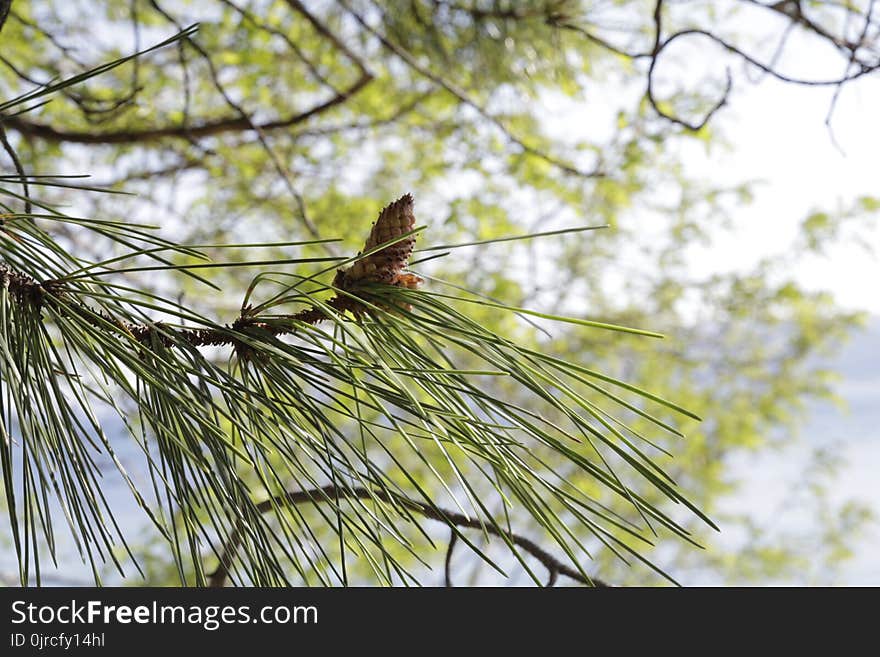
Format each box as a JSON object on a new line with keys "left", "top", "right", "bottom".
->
{"left": 334, "top": 193, "right": 424, "bottom": 293}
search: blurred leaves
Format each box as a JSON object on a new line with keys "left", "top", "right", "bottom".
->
{"left": 0, "top": 0, "right": 876, "bottom": 586}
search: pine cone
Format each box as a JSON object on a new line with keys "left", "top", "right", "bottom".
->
{"left": 337, "top": 193, "right": 422, "bottom": 290}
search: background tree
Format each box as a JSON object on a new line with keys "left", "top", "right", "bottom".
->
{"left": 0, "top": 0, "right": 877, "bottom": 586}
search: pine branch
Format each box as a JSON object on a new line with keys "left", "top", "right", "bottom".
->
{"left": 0, "top": 260, "right": 367, "bottom": 349}
{"left": 1, "top": 192, "right": 701, "bottom": 586}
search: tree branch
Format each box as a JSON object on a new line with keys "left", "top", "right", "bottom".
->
{"left": 444, "top": 530, "right": 457, "bottom": 587}
{"left": 0, "top": 0, "right": 10, "bottom": 37}
{"left": 0, "top": 121, "right": 31, "bottom": 215}
{"left": 207, "top": 484, "right": 612, "bottom": 588}
{"left": 2, "top": 87, "right": 372, "bottom": 145}
{"left": 339, "top": 0, "right": 604, "bottom": 179}
{"left": 4, "top": 0, "right": 374, "bottom": 147}
{"left": 0, "top": 261, "right": 358, "bottom": 353}
{"left": 555, "top": 0, "right": 880, "bottom": 131}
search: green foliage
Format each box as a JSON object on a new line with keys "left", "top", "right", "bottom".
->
{"left": 0, "top": 0, "right": 875, "bottom": 586}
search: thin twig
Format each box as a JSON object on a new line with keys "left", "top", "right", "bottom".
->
{"left": 0, "top": 121, "right": 31, "bottom": 215}
{"left": 444, "top": 530, "right": 457, "bottom": 587}
{"left": 207, "top": 484, "right": 612, "bottom": 588}
{"left": 338, "top": 0, "right": 603, "bottom": 179}
{"left": 557, "top": 0, "right": 880, "bottom": 131}
{"left": 824, "top": 0, "right": 876, "bottom": 149}
{"left": 0, "top": 0, "right": 11, "bottom": 37}
{"left": 147, "top": 0, "right": 367, "bottom": 250}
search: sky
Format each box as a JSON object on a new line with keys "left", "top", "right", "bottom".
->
{"left": 685, "top": 69, "right": 879, "bottom": 314}
{"left": 669, "top": 23, "right": 880, "bottom": 584}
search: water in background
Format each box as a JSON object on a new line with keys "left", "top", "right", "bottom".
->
{"left": 720, "top": 317, "right": 880, "bottom": 584}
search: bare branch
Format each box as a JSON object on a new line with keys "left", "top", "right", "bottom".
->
{"left": 444, "top": 530, "right": 457, "bottom": 587}
{"left": 284, "top": 0, "right": 371, "bottom": 78}
{"left": 555, "top": 0, "right": 880, "bottom": 131}
{"left": 825, "top": 0, "right": 877, "bottom": 147}
{"left": 3, "top": 82, "right": 372, "bottom": 145}
{"left": 207, "top": 484, "right": 612, "bottom": 588}
{"left": 0, "top": 0, "right": 11, "bottom": 37}
{"left": 0, "top": 121, "right": 31, "bottom": 215}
